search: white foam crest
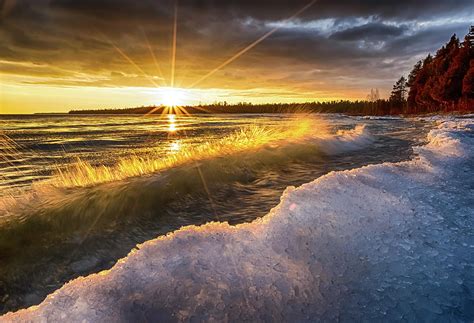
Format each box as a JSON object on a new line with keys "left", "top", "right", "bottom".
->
{"left": 0, "top": 123, "right": 373, "bottom": 216}
{"left": 414, "top": 119, "right": 473, "bottom": 163}
{"left": 360, "top": 116, "right": 402, "bottom": 120}
{"left": 3, "top": 119, "right": 473, "bottom": 322}
{"left": 314, "top": 125, "right": 374, "bottom": 155}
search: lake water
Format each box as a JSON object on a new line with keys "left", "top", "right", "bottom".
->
{"left": 0, "top": 114, "right": 430, "bottom": 313}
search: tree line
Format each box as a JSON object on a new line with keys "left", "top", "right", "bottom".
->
{"left": 390, "top": 26, "right": 473, "bottom": 113}
{"left": 70, "top": 27, "right": 473, "bottom": 116}
{"left": 69, "top": 100, "right": 407, "bottom": 116}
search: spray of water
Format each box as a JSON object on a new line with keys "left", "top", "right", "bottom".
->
{"left": 49, "top": 117, "right": 326, "bottom": 188}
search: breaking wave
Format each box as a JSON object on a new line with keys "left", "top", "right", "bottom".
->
{"left": 49, "top": 118, "right": 372, "bottom": 188}
{"left": 0, "top": 117, "right": 372, "bottom": 215}
{"left": 0, "top": 118, "right": 373, "bottom": 257}
{"left": 0, "top": 116, "right": 377, "bottom": 314}
{"left": 3, "top": 118, "right": 473, "bottom": 322}
{"left": 360, "top": 115, "right": 403, "bottom": 120}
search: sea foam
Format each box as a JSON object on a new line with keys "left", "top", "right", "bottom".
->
{"left": 2, "top": 118, "right": 473, "bottom": 322}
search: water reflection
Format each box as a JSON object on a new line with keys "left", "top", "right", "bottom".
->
{"left": 167, "top": 114, "right": 177, "bottom": 132}
{"left": 169, "top": 140, "right": 181, "bottom": 152}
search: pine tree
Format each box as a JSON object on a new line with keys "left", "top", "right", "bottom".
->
{"left": 407, "top": 60, "right": 423, "bottom": 112}
{"left": 415, "top": 54, "right": 438, "bottom": 111}
{"left": 468, "top": 26, "right": 474, "bottom": 46}
{"left": 390, "top": 76, "right": 407, "bottom": 112}
{"left": 432, "top": 35, "right": 463, "bottom": 106}
{"left": 463, "top": 60, "right": 474, "bottom": 99}
{"left": 462, "top": 28, "right": 474, "bottom": 103}
{"left": 383, "top": 27, "right": 473, "bottom": 114}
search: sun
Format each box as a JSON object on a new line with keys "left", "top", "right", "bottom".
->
{"left": 159, "top": 87, "right": 185, "bottom": 107}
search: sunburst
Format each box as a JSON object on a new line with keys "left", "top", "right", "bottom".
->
{"left": 160, "top": 87, "right": 185, "bottom": 107}
{"left": 105, "top": 0, "right": 317, "bottom": 115}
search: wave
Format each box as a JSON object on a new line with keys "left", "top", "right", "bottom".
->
{"left": 0, "top": 117, "right": 372, "bottom": 211}
{"left": 3, "top": 118, "right": 473, "bottom": 321}
{"left": 0, "top": 118, "right": 374, "bottom": 253}
{"left": 360, "top": 116, "right": 403, "bottom": 120}
{"left": 318, "top": 125, "right": 372, "bottom": 154}
{"left": 46, "top": 117, "right": 360, "bottom": 188}
{"left": 0, "top": 116, "right": 376, "bottom": 313}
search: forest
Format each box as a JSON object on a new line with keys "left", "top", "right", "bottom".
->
{"left": 70, "top": 27, "right": 473, "bottom": 116}
{"left": 390, "top": 26, "right": 474, "bottom": 114}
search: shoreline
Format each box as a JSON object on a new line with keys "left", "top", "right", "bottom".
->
{"left": 0, "top": 111, "right": 473, "bottom": 117}
{"left": 3, "top": 116, "right": 473, "bottom": 321}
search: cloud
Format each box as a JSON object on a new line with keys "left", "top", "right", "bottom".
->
{"left": 0, "top": 0, "right": 472, "bottom": 100}
{"left": 330, "top": 23, "right": 407, "bottom": 42}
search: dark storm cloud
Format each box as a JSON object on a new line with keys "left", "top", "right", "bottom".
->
{"left": 0, "top": 0, "right": 473, "bottom": 96}
{"left": 175, "top": 0, "right": 474, "bottom": 22}
{"left": 15, "top": 0, "right": 472, "bottom": 21}
{"left": 49, "top": 0, "right": 169, "bottom": 21}
{"left": 330, "top": 23, "right": 408, "bottom": 42}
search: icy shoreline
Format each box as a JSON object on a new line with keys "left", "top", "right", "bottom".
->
{"left": 2, "top": 118, "right": 474, "bottom": 322}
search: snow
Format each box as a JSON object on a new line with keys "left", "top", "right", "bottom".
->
{"left": 2, "top": 118, "right": 474, "bottom": 322}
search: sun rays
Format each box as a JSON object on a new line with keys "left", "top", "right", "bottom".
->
{"left": 0, "top": 133, "right": 23, "bottom": 185}
{"left": 189, "top": 0, "right": 318, "bottom": 89}
{"left": 104, "top": 36, "right": 162, "bottom": 89}
{"left": 102, "top": 0, "right": 317, "bottom": 116}
{"left": 0, "top": 0, "right": 322, "bottom": 195}
{"left": 170, "top": 0, "right": 179, "bottom": 88}
{"left": 49, "top": 117, "right": 318, "bottom": 188}
{"left": 92, "top": 2, "right": 321, "bottom": 248}
{"left": 1, "top": 0, "right": 321, "bottom": 191}
{"left": 141, "top": 27, "right": 166, "bottom": 86}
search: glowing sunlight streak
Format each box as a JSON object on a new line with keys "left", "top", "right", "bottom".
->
{"left": 188, "top": 0, "right": 318, "bottom": 89}
{"left": 145, "top": 0, "right": 184, "bottom": 117}
{"left": 161, "top": 87, "right": 185, "bottom": 107}
{"left": 0, "top": 133, "right": 24, "bottom": 185}
{"left": 101, "top": 33, "right": 161, "bottom": 88}
{"left": 171, "top": 0, "right": 179, "bottom": 88}
{"left": 141, "top": 27, "right": 167, "bottom": 86}
{"left": 167, "top": 114, "right": 177, "bottom": 132}
{"left": 169, "top": 140, "right": 181, "bottom": 152}
{"left": 49, "top": 117, "right": 320, "bottom": 188}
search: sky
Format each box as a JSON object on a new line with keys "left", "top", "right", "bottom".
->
{"left": 0, "top": 0, "right": 473, "bottom": 114}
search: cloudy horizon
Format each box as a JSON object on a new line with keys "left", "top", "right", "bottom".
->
{"left": 1, "top": 0, "right": 473, "bottom": 113}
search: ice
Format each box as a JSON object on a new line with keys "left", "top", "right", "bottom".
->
{"left": 2, "top": 118, "right": 474, "bottom": 322}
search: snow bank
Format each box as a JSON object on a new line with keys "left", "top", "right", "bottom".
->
{"left": 2, "top": 119, "right": 474, "bottom": 322}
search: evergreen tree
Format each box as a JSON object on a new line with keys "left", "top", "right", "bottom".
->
{"left": 414, "top": 54, "right": 434, "bottom": 109}
{"left": 468, "top": 26, "right": 474, "bottom": 46}
{"left": 407, "top": 60, "right": 422, "bottom": 111}
{"left": 463, "top": 27, "right": 474, "bottom": 103}
{"left": 445, "top": 35, "right": 471, "bottom": 101}
{"left": 463, "top": 60, "right": 474, "bottom": 99}
{"left": 404, "top": 28, "right": 474, "bottom": 113}
{"left": 390, "top": 76, "right": 407, "bottom": 112}
{"left": 432, "top": 35, "right": 464, "bottom": 106}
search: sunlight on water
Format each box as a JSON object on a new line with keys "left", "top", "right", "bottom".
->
{"left": 0, "top": 133, "right": 25, "bottom": 186}
{"left": 169, "top": 140, "right": 181, "bottom": 152}
{"left": 168, "top": 114, "right": 178, "bottom": 132}
{"left": 0, "top": 133, "right": 22, "bottom": 165}
{"left": 49, "top": 116, "right": 324, "bottom": 188}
